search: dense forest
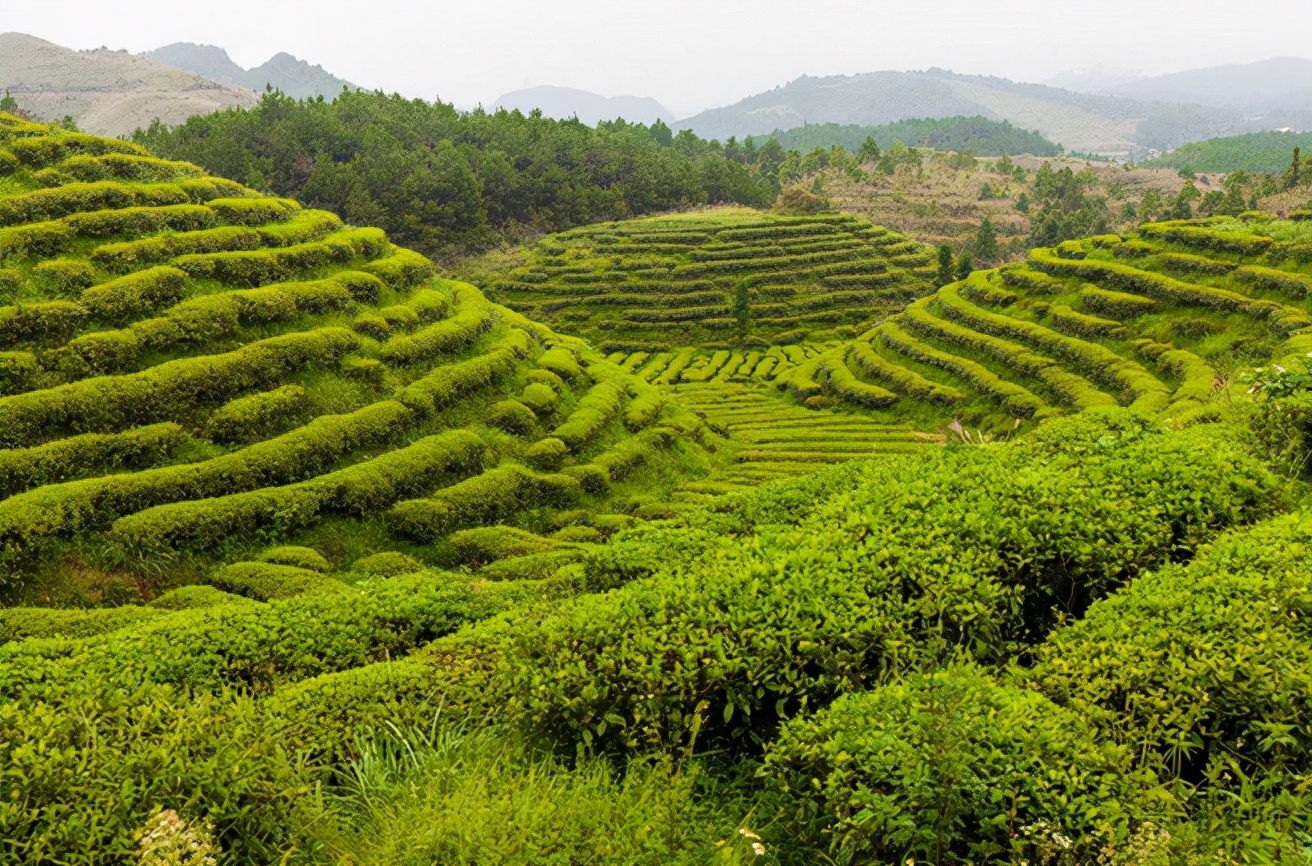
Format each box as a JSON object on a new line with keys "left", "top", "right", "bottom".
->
{"left": 759, "top": 115, "right": 1061, "bottom": 158}
{"left": 1147, "top": 130, "right": 1312, "bottom": 175}
{"left": 134, "top": 90, "right": 779, "bottom": 258}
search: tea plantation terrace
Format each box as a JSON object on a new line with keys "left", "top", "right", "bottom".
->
{"left": 481, "top": 207, "right": 937, "bottom": 350}
{"left": 0, "top": 114, "right": 721, "bottom": 604}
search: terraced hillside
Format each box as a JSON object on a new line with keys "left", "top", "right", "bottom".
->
{"left": 480, "top": 207, "right": 937, "bottom": 350}
{"left": 0, "top": 114, "right": 717, "bottom": 606}
{"left": 804, "top": 213, "right": 1312, "bottom": 428}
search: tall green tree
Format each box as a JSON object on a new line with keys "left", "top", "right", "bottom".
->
{"left": 974, "top": 216, "right": 1000, "bottom": 261}
{"left": 857, "top": 135, "right": 882, "bottom": 164}
{"left": 935, "top": 244, "right": 955, "bottom": 287}
{"left": 955, "top": 251, "right": 974, "bottom": 281}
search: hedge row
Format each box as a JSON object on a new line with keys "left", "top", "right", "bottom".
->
{"left": 64, "top": 203, "right": 215, "bottom": 238}
{"left": 878, "top": 320, "right": 1046, "bottom": 416}
{"left": 1078, "top": 285, "right": 1156, "bottom": 319}
{"left": 3, "top": 133, "right": 147, "bottom": 169}
{"left": 386, "top": 462, "right": 582, "bottom": 542}
{"left": 1233, "top": 264, "right": 1312, "bottom": 299}
{"left": 905, "top": 302, "right": 1119, "bottom": 411}
{"left": 0, "top": 569, "right": 533, "bottom": 709}
{"left": 552, "top": 380, "right": 625, "bottom": 449}
{"left": 823, "top": 355, "right": 899, "bottom": 408}
{"left": 204, "top": 197, "right": 300, "bottom": 226}
{"left": 89, "top": 209, "right": 340, "bottom": 273}
{"left": 1023, "top": 510, "right": 1312, "bottom": 794}
{"left": 998, "top": 265, "right": 1066, "bottom": 294}
{"left": 174, "top": 227, "right": 389, "bottom": 287}
{"left": 848, "top": 337, "right": 965, "bottom": 404}
{"left": 205, "top": 384, "right": 308, "bottom": 444}
{"left": 936, "top": 284, "right": 1170, "bottom": 407}
{"left": 1138, "top": 221, "right": 1273, "bottom": 256}
{"left": 0, "top": 220, "right": 72, "bottom": 261}
{"left": 0, "top": 423, "right": 188, "bottom": 500}
{"left": 1134, "top": 340, "right": 1216, "bottom": 403}
{"left": 481, "top": 413, "right": 1283, "bottom": 753}
{"left": 0, "top": 326, "right": 359, "bottom": 448}
{"left": 61, "top": 272, "right": 379, "bottom": 372}
{"left": 380, "top": 283, "right": 491, "bottom": 365}
{"left": 36, "top": 153, "right": 206, "bottom": 184}
{"left": 78, "top": 265, "right": 187, "bottom": 323}
{"left": 1030, "top": 247, "right": 1312, "bottom": 333}
{"left": 0, "top": 180, "right": 197, "bottom": 227}
{"left": 622, "top": 382, "right": 664, "bottom": 431}
{"left": 359, "top": 246, "right": 436, "bottom": 289}
{"left": 111, "top": 428, "right": 487, "bottom": 554}
{"left": 589, "top": 425, "right": 679, "bottom": 482}
{"left": 396, "top": 327, "right": 534, "bottom": 415}
{"left": 1044, "top": 303, "right": 1127, "bottom": 339}
{"left": 1155, "top": 250, "right": 1235, "bottom": 277}
{"left": 0, "top": 399, "right": 411, "bottom": 565}
{"left": 203, "top": 561, "right": 341, "bottom": 601}
{"left": 0, "top": 604, "right": 164, "bottom": 644}
{"left": 0, "top": 300, "right": 85, "bottom": 347}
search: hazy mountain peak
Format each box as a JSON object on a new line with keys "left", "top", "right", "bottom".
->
{"left": 492, "top": 85, "right": 674, "bottom": 126}
{"left": 141, "top": 42, "right": 356, "bottom": 101}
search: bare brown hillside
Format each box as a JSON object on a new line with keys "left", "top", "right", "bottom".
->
{"left": 0, "top": 32, "right": 257, "bottom": 137}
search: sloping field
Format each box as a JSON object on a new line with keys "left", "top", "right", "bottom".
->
{"left": 811, "top": 213, "right": 1312, "bottom": 427}
{"left": 0, "top": 115, "right": 719, "bottom": 605}
{"left": 482, "top": 207, "right": 937, "bottom": 350}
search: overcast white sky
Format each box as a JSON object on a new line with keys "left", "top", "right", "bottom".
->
{"left": 3, "top": 0, "right": 1310, "bottom": 116}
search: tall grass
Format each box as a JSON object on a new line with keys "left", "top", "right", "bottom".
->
{"left": 289, "top": 717, "right": 767, "bottom": 865}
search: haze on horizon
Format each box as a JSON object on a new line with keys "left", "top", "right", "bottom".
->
{"left": 2, "top": 0, "right": 1310, "bottom": 117}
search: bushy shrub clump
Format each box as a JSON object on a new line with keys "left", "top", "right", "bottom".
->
{"left": 387, "top": 463, "right": 581, "bottom": 542}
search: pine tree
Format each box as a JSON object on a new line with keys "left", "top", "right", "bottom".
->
{"left": 955, "top": 251, "right": 974, "bottom": 281}
{"left": 1014, "top": 191, "right": 1030, "bottom": 214}
{"left": 857, "top": 136, "right": 882, "bottom": 164}
{"left": 1284, "top": 147, "right": 1302, "bottom": 190}
{"left": 974, "top": 217, "right": 1000, "bottom": 261}
{"left": 935, "top": 244, "right": 955, "bottom": 286}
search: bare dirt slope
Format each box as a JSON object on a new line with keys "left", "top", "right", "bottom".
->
{"left": 0, "top": 32, "right": 258, "bottom": 137}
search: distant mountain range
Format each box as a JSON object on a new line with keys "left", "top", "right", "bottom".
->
{"left": 1100, "top": 57, "right": 1312, "bottom": 114}
{"left": 0, "top": 32, "right": 257, "bottom": 137}
{"left": 673, "top": 63, "right": 1312, "bottom": 159}
{"left": 141, "top": 42, "right": 356, "bottom": 101}
{"left": 492, "top": 86, "right": 673, "bottom": 126}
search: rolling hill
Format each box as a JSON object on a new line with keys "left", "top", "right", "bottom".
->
{"left": 142, "top": 42, "right": 357, "bottom": 101}
{"left": 492, "top": 85, "right": 674, "bottom": 126}
{"left": 0, "top": 32, "right": 258, "bottom": 137}
{"left": 1104, "top": 56, "right": 1312, "bottom": 114}
{"left": 675, "top": 67, "right": 1306, "bottom": 159}
{"left": 1146, "top": 129, "right": 1312, "bottom": 174}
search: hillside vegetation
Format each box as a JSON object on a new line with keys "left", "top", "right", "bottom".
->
{"left": 5, "top": 116, "right": 1312, "bottom": 864}
{"left": 475, "top": 207, "right": 936, "bottom": 349}
{"left": 1147, "top": 130, "right": 1312, "bottom": 174}
{"left": 759, "top": 115, "right": 1061, "bottom": 157}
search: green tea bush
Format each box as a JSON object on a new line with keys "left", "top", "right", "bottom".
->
{"left": 1079, "top": 285, "right": 1156, "bottom": 319}
{"left": 256, "top": 545, "right": 332, "bottom": 572}
{"left": 525, "top": 436, "right": 569, "bottom": 470}
{"left": 379, "top": 283, "right": 491, "bottom": 365}
{"left": 387, "top": 463, "right": 582, "bottom": 542}
{"left": 350, "top": 551, "right": 423, "bottom": 577}
{"left": 0, "top": 179, "right": 187, "bottom": 225}
{"left": 1233, "top": 264, "right": 1312, "bottom": 299}
{"left": 1045, "top": 303, "right": 1128, "bottom": 338}
{"left": 91, "top": 225, "right": 264, "bottom": 272}
{"left": 0, "top": 300, "right": 86, "bottom": 346}
{"left": 174, "top": 228, "right": 388, "bottom": 287}
{"left": 1030, "top": 247, "right": 1311, "bottom": 333}
{"left": 204, "top": 384, "right": 308, "bottom": 445}
{"left": 79, "top": 266, "right": 187, "bottom": 322}
{"left": 489, "top": 414, "right": 1281, "bottom": 751}
{"left": 204, "top": 196, "right": 300, "bottom": 226}
{"left": 1024, "top": 510, "right": 1312, "bottom": 797}
{"left": 537, "top": 346, "right": 582, "bottom": 380}
{"left": 0, "top": 604, "right": 161, "bottom": 643}
{"left": 447, "top": 525, "right": 569, "bottom": 564}
{"left": 1138, "top": 221, "right": 1272, "bottom": 256}
{"left": 848, "top": 337, "right": 964, "bottom": 403}
{"left": 359, "top": 247, "right": 435, "bottom": 289}
{"left": 552, "top": 380, "right": 624, "bottom": 449}
{"left": 486, "top": 400, "right": 537, "bottom": 435}
{"left": 0, "top": 220, "right": 74, "bottom": 261}
{"left": 765, "top": 665, "right": 1136, "bottom": 864}
{"left": 396, "top": 328, "right": 532, "bottom": 416}
{"left": 4, "top": 132, "right": 147, "bottom": 168}
{"left": 148, "top": 584, "right": 252, "bottom": 610}
{"left": 205, "top": 561, "right": 340, "bottom": 600}
{"left": 52, "top": 153, "right": 206, "bottom": 183}
{"left": 111, "top": 428, "right": 486, "bottom": 554}
{"left": 63, "top": 203, "right": 216, "bottom": 238}
{"left": 521, "top": 381, "right": 559, "bottom": 415}
{"left": 822, "top": 355, "right": 899, "bottom": 407}
{"left": 31, "top": 257, "right": 96, "bottom": 296}
{"left": 0, "top": 326, "right": 359, "bottom": 448}
{"left": 0, "top": 423, "right": 188, "bottom": 499}
{"left": 0, "top": 349, "right": 38, "bottom": 390}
